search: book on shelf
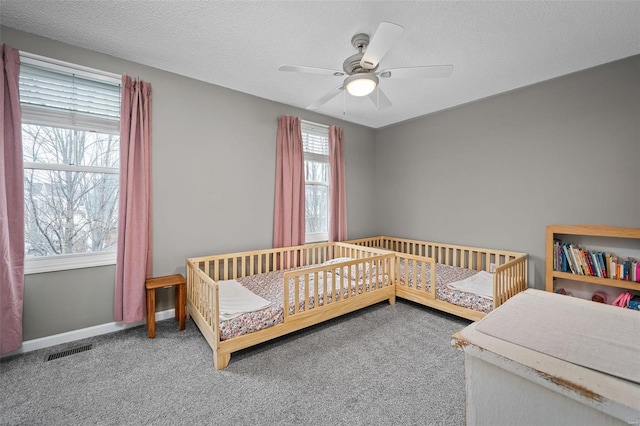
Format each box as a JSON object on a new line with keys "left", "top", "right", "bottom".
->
{"left": 552, "top": 240, "right": 640, "bottom": 282}
{"left": 570, "top": 245, "right": 583, "bottom": 274}
{"left": 575, "top": 246, "right": 589, "bottom": 275}
{"left": 582, "top": 250, "right": 593, "bottom": 275}
{"left": 586, "top": 251, "right": 598, "bottom": 276}
{"left": 588, "top": 251, "right": 601, "bottom": 277}
{"left": 596, "top": 252, "right": 607, "bottom": 278}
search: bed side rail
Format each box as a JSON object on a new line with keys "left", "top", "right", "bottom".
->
{"left": 346, "top": 236, "right": 429, "bottom": 254}
{"left": 188, "top": 242, "right": 344, "bottom": 281}
{"left": 334, "top": 241, "right": 395, "bottom": 258}
{"left": 348, "top": 236, "right": 526, "bottom": 272}
{"left": 282, "top": 253, "right": 395, "bottom": 317}
{"left": 342, "top": 236, "right": 386, "bottom": 249}
{"left": 344, "top": 236, "right": 410, "bottom": 252}
{"left": 186, "top": 258, "right": 220, "bottom": 344}
{"left": 390, "top": 252, "right": 437, "bottom": 297}
{"left": 493, "top": 254, "right": 529, "bottom": 308}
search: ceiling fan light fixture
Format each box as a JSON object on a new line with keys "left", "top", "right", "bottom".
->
{"left": 345, "top": 73, "right": 378, "bottom": 97}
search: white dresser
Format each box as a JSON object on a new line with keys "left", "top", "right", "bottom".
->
{"left": 452, "top": 289, "right": 640, "bottom": 425}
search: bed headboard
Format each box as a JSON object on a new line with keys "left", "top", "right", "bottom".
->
{"left": 346, "top": 236, "right": 526, "bottom": 273}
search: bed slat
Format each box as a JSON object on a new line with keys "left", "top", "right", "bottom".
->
{"left": 345, "top": 236, "right": 528, "bottom": 320}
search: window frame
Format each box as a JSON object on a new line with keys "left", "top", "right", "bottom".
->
{"left": 301, "top": 120, "right": 330, "bottom": 243}
{"left": 19, "top": 53, "right": 121, "bottom": 274}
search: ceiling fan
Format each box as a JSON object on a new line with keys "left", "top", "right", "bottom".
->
{"left": 279, "top": 22, "right": 453, "bottom": 111}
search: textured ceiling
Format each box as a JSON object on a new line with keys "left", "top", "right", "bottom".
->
{"left": 1, "top": 1, "right": 639, "bottom": 129}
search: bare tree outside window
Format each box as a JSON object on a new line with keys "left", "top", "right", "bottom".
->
{"left": 23, "top": 124, "right": 119, "bottom": 257}
{"left": 301, "top": 121, "right": 330, "bottom": 241}
{"left": 18, "top": 57, "right": 121, "bottom": 273}
{"left": 304, "top": 160, "right": 328, "bottom": 234}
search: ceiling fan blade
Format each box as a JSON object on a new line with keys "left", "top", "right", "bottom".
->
{"left": 360, "top": 22, "right": 404, "bottom": 70}
{"left": 368, "top": 87, "right": 392, "bottom": 110}
{"left": 378, "top": 65, "right": 454, "bottom": 79}
{"left": 279, "top": 64, "right": 344, "bottom": 77}
{"left": 307, "top": 86, "right": 344, "bottom": 110}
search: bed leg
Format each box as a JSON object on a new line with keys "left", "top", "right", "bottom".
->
{"left": 388, "top": 294, "right": 396, "bottom": 305}
{"left": 214, "top": 352, "right": 231, "bottom": 370}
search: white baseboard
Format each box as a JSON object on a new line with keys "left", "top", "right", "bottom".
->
{"left": 1, "top": 309, "right": 176, "bottom": 358}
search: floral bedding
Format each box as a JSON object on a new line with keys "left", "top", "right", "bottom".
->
{"left": 215, "top": 259, "right": 490, "bottom": 340}
{"left": 218, "top": 267, "right": 382, "bottom": 340}
{"left": 398, "top": 259, "right": 494, "bottom": 314}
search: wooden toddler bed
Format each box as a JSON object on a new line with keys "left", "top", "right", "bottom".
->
{"left": 346, "top": 236, "right": 528, "bottom": 321}
{"left": 186, "top": 242, "right": 396, "bottom": 369}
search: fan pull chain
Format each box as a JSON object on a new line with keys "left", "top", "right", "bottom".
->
{"left": 342, "top": 89, "right": 346, "bottom": 115}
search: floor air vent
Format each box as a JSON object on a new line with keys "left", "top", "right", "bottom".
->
{"left": 46, "top": 344, "right": 93, "bottom": 361}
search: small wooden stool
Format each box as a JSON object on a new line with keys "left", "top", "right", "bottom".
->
{"left": 145, "top": 274, "right": 186, "bottom": 338}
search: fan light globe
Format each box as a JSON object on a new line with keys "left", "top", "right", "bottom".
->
{"left": 345, "top": 74, "right": 378, "bottom": 97}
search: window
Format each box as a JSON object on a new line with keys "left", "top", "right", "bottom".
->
{"left": 19, "top": 54, "right": 121, "bottom": 273}
{"left": 301, "top": 120, "right": 329, "bottom": 243}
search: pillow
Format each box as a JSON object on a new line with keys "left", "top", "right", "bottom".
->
{"left": 333, "top": 260, "right": 371, "bottom": 281}
{"left": 321, "top": 257, "right": 354, "bottom": 266}
{"left": 323, "top": 257, "right": 383, "bottom": 281}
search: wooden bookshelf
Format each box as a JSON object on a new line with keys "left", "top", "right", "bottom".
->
{"left": 545, "top": 225, "right": 640, "bottom": 297}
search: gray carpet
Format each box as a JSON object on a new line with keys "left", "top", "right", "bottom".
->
{"left": 0, "top": 300, "right": 470, "bottom": 426}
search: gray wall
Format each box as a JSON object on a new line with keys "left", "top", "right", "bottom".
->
{"left": 2, "top": 27, "right": 378, "bottom": 340}
{"left": 4, "top": 26, "right": 639, "bottom": 342}
{"left": 375, "top": 55, "right": 640, "bottom": 287}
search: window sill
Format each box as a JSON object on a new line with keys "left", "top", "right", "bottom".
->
{"left": 24, "top": 251, "right": 117, "bottom": 275}
{"left": 306, "top": 233, "right": 329, "bottom": 244}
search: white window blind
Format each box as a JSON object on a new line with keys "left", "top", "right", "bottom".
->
{"left": 301, "top": 121, "right": 329, "bottom": 157}
{"left": 19, "top": 59, "right": 121, "bottom": 134}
